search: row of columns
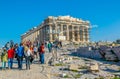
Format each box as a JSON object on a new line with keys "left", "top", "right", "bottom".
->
{"left": 22, "top": 24, "right": 89, "bottom": 43}
{"left": 22, "top": 29, "right": 40, "bottom": 43}
{"left": 48, "top": 24, "right": 89, "bottom": 42}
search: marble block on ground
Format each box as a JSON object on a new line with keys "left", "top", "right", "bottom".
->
{"left": 68, "top": 64, "right": 79, "bottom": 71}
{"left": 89, "top": 63, "right": 99, "bottom": 72}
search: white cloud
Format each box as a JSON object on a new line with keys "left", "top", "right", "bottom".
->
{"left": 90, "top": 24, "right": 98, "bottom": 28}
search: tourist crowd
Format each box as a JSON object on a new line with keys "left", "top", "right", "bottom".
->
{"left": 0, "top": 40, "right": 62, "bottom": 70}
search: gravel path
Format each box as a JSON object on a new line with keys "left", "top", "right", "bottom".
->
{"left": 0, "top": 49, "right": 52, "bottom": 79}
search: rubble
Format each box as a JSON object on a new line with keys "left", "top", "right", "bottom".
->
{"left": 88, "top": 63, "right": 99, "bottom": 72}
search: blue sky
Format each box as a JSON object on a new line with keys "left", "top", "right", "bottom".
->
{"left": 0, "top": 0, "right": 120, "bottom": 47}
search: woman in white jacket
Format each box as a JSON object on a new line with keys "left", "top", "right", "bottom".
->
{"left": 24, "top": 45, "right": 32, "bottom": 70}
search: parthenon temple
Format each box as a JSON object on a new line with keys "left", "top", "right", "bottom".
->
{"left": 21, "top": 15, "right": 90, "bottom": 43}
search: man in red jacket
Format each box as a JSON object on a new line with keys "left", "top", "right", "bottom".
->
{"left": 38, "top": 43, "right": 45, "bottom": 64}
{"left": 8, "top": 46, "right": 15, "bottom": 69}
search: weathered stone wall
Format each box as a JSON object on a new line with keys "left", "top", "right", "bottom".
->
{"left": 111, "top": 47, "right": 120, "bottom": 60}
{"left": 75, "top": 46, "right": 120, "bottom": 61}
{"left": 76, "top": 47, "right": 102, "bottom": 59}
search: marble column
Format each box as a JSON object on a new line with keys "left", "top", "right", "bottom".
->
{"left": 34, "top": 30, "right": 36, "bottom": 41}
{"left": 38, "top": 30, "right": 40, "bottom": 42}
{"left": 54, "top": 23, "right": 57, "bottom": 40}
{"left": 85, "top": 27, "right": 89, "bottom": 42}
{"left": 60, "top": 24, "right": 63, "bottom": 36}
{"left": 40, "top": 29, "right": 42, "bottom": 42}
{"left": 77, "top": 26, "right": 80, "bottom": 41}
{"left": 82, "top": 26, "right": 85, "bottom": 42}
{"left": 43, "top": 27, "right": 45, "bottom": 41}
{"left": 49, "top": 25, "right": 53, "bottom": 41}
{"left": 37, "top": 30, "right": 39, "bottom": 41}
{"left": 79, "top": 26, "right": 83, "bottom": 42}
{"left": 72, "top": 25, "right": 75, "bottom": 41}
{"left": 32, "top": 33, "right": 35, "bottom": 43}
{"left": 66, "top": 25, "right": 69, "bottom": 41}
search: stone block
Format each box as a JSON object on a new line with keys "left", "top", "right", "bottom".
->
{"left": 61, "top": 73, "right": 67, "bottom": 77}
{"left": 68, "top": 64, "right": 78, "bottom": 71}
{"left": 67, "top": 57, "right": 73, "bottom": 60}
{"left": 89, "top": 63, "right": 99, "bottom": 72}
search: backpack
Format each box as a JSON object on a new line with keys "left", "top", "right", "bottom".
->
{"left": 48, "top": 43, "right": 51, "bottom": 48}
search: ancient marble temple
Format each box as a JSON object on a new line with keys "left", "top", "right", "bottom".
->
{"left": 21, "top": 15, "right": 90, "bottom": 43}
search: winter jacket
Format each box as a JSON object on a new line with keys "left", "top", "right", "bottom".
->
{"left": 8, "top": 48, "right": 15, "bottom": 59}
{"left": 24, "top": 49, "right": 32, "bottom": 57}
{"left": 1, "top": 52, "right": 8, "bottom": 62}
{"left": 16, "top": 46, "right": 24, "bottom": 57}
{"left": 39, "top": 45, "right": 45, "bottom": 54}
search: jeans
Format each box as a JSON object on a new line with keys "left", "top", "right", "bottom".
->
{"left": 25, "top": 56, "right": 30, "bottom": 70}
{"left": 2, "top": 62, "right": 6, "bottom": 69}
{"left": 8, "top": 58, "right": 13, "bottom": 69}
{"left": 40, "top": 53, "right": 44, "bottom": 64}
{"left": 17, "top": 56, "right": 23, "bottom": 70}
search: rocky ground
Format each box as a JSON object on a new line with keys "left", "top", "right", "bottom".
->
{"left": 0, "top": 46, "right": 120, "bottom": 79}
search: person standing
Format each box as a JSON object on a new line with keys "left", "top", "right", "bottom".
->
{"left": 33, "top": 46, "right": 38, "bottom": 60}
{"left": 47, "top": 41, "right": 52, "bottom": 53}
{"left": 14, "top": 43, "right": 19, "bottom": 58}
{"left": 53, "top": 41, "right": 59, "bottom": 61}
{"left": 16, "top": 43, "right": 24, "bottom": 70}
{"left": 8, "top": 46, "right": 15, "bottom": 69}
{"left": 1, "top": 48, "right": 8, "bottom": 70}
{"left": 5, "top": 42, "right": 10, "bottom": 51}
{"left": 30, "top": 45, "right": 34, "bottom": 63}
{"left": 24, "top": 45, "right": 31, "bottom": 70}
{"left": 38, "top": 43, "right": 45, "bottom": 64}
{"left": 59, "top": 41, "right": 62, "bottom": 48}
{"left": 10, "top": 40, "right": 14, "bottom": 48}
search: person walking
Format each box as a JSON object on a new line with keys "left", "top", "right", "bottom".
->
{"left": 8, "top": 46, "right": 15, "bottom": 69}
{"left": 16, "top": 43, "right": 24, "bottom": 70}
{"left": 38, "top": 43, "right": 45, "bottom": 64}
{"left": 1, "top": 48, "right": 8, "bottom": 70}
